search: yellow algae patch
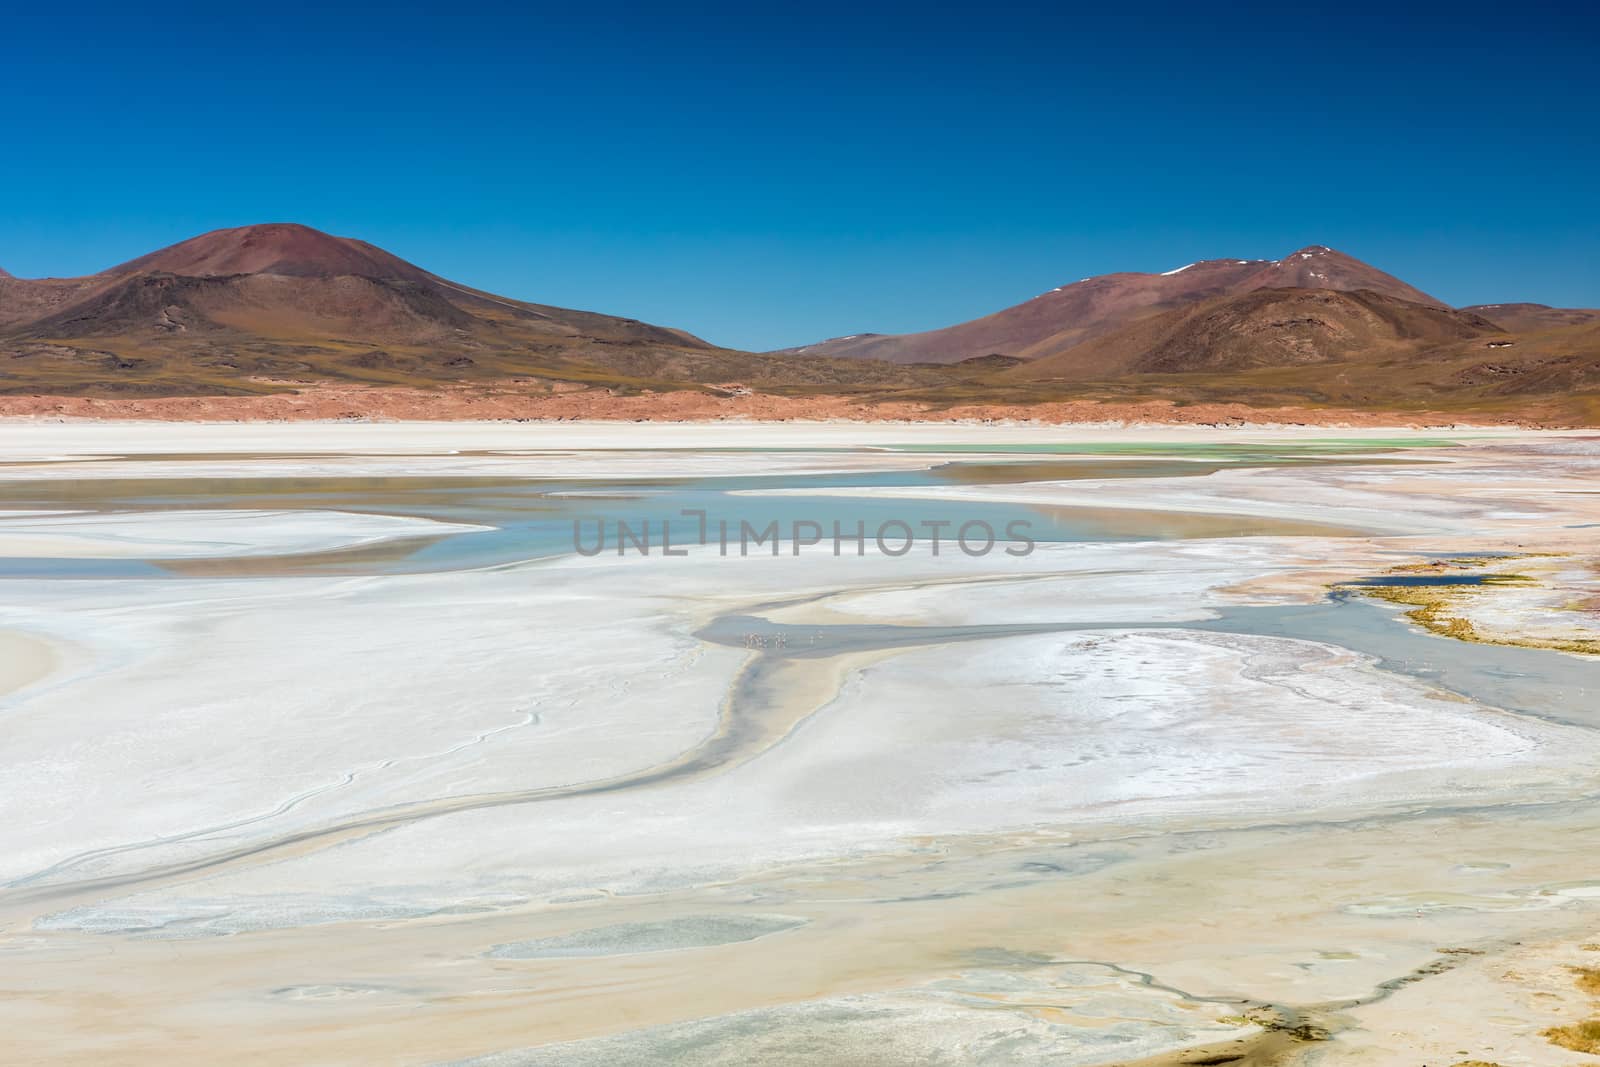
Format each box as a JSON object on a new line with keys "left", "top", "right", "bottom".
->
{"left": 1347, "top": 555, "right": 1600, "bottom": 656}
{"left": 1541, "top": 965, "right": 1600, "bottom": 1056}
{"left": 1572, "top": 966, "right": 1600, "bottom": 996}
{"left": 1545, "top": 1019, "right": 1600, "bottom": 1054}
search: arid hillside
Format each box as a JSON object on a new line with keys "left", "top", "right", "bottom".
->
{"left": 0, "top": 224, "right": 966, "bottom": 397}
{"left": 773, "top": 246, "right": 1448, "bottom": 365}
{"left": 2, "top": 226, "right": 1596, "bottom": 424}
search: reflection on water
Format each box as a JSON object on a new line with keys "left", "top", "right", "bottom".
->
{"left": 705, "top": 595, "right": 1600, "bottom": 729}
{"left": 1340, "top": 572, "right": 1507, "bottom": 587}
{"left": 883, "top": 438, "right": 1462, "bottom": 457}
{"left": 928, "top": 456, "right": 1420, "bottom": 484}
{"left": 1201, "top": 596, "right": 1600, "bottom": 729}
{"left": 0, "top": 452, "right": 1392, "bottom": 578}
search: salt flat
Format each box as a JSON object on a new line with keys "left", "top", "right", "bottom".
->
{"left": 0, "top": 418, "right": 1548, "bottom": 456}
{"left": 0, "top": 508, "right": 487, "bottom": 558}
{"left": 1, "top": 423, "right": 1597, "bottom": 1066}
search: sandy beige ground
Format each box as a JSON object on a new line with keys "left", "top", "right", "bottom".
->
{"left": 0, "top": 424, "right": 1597, "bottom": 1067}
{"left": 0, "top": 383, "right": 1588, "bottom": 427}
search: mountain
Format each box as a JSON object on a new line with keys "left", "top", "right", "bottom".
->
{"left": 1462, "top": 303, "right": 1600, "bottom": 333}
{"left": 106, "top": 223, "right": 437, "bottom": 282}
{"left": 5, "top": 222, "right": 704, "bottom": 349}
{"left": 1006, "top": 288, "right": 1503, "bottom": 382}
{"left": 777, "top": 259, "right": 1272, "bottom": 364}
{"left": 0, "top": 223, "right": 947, "bottom": 397}
{"left": 2, "top": 227, "right": 1595, "bottom": 421}
{"left": 1235, "top": 246, "right": 1442, "bottom": 306}
{"left": 775, "top": 246, "right": 1447, "bottom": 365}
{"left": 979, "top": 294, "right": 1599, "bottom": 423}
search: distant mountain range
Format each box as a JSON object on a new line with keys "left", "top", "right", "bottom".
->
{"left": 772, "top": 246, "right": 1458, "bottom": 364}
{"left": 0, "top": 224, "right": 943, "bottom": 397}
{"left": 1, "top": 227, "right": 1597, "bottom": 420}
{"left": 766, "top": 244, "right": 1600, "bottom": 420}
{"left": 1008, "top": 287, "right": 1498, "bottom": 381}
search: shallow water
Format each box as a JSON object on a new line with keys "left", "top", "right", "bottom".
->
{"left": 1201, "top": 596, "right": 1600, "bottom": 729}
{"left": 704, "top": 595, "right": 1600, "bottom": 729}
{"left": 4, "top": 438, "right": 1597, "bottom": 1067}
{"left": 0, "top": 452, "right": 1387, "bottom": 577}
{"left": 879, "top": 438, "right": 1465, "bottom": 456}
{"left": 1341, "top": 572, "right": 1508, "bottom": 586}
{"left": 485, "top": 914, "right": 808, "bottom": 959}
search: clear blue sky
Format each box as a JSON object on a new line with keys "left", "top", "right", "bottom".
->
{"left": 4, "top": 3, "right": 1596, "bottom": 350}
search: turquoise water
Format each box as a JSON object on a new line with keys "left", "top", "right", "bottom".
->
{"left": 878, "top": 438, "right": 1464, "bottom": 456}
{"left": 0, "top": 451, "right": 1393, "bottom": 578}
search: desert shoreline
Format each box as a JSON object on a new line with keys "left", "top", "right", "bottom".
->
{"left": 0, "top": 415, "right": 1580, "bottom": 458}
{"left": 0, "top": 425, "right": 1596, "bottom": 1066}
{"left": 0, "top": 384, "right": 1592, "bottom": 429}
{"left": 10, "top": 6, "right": 1597, "bottom": 1064}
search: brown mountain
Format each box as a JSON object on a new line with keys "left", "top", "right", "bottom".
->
{"left": 1238, "top": 246, "right": 1442, "bottom": 306}
{"left": 1462, "top": 303, "right": 1600, "bottom": 333}
{"left": 3, "top": 222, "right": 706, "bottom": 350}
{"left": 0, "top": 223, "right": 948, "bottom": 397}
{"left": 1006, "top": 288, "right": 1502, "bottom": 383}
{"left": 3, "top": 227, "right": 1595, "bottom": 421}
{"left": 104, "top": 223, "right": 435, "bottom": 282}
{"left": 971, "top": 289, "right": 1600, "bottom": 422}
{"left": 775, "top": 246, "right": 1446, "bottom": 365}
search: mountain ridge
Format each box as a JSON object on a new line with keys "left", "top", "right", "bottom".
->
{"left": 1006, "top": 288, "right": 1503, "bottom": 382}
{"left": 1459, "top": 303, "right": 1600, "bottom": 333}
{"left": 773, "top": 245, "right": 1449, "bottom": 365}
{"left": 0, "top": 225, "right": 1596, "bottom": 422}
{"left": 0, "top": 223, "right": 965, "bottom": 398}
{"left": 105, "top": 223, "right": 436, "bottom": 282}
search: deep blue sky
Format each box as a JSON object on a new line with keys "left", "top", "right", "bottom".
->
{"left": 4, "top": 3, "right": 1596, "bottom": 350}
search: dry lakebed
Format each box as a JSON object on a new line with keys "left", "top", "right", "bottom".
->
{"left": 0, "top": 420, "right": 1597, "bottom": 1066}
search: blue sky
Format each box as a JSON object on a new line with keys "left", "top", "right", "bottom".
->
{"left": 3, "top": 3, "right": 1596, "bottom": 350}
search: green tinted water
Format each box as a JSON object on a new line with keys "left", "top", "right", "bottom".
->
{"left": 0, "top": 450, "right": 1391, "bottom": 578}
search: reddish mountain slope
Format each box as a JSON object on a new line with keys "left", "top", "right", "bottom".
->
{"left": 0, "top": 274, "right": 101, "bottom": 329}
{"left": 6, "top": 228, "right": 708, "bottom": 353}
{"left": 1008, "top": 288, "right": 1501, "bottom": 382}
{"left": 1236, "top": 246, "right": 1443, "bottom": 307}
{"left": 0, "top": 224, "right": 725, "bottom": 393}
{"left": 988, "top": 291, "right": 1600, "bottom": 421}
{"left": 777, "top": 246, "right": 1446, "bottom": 365}
{"left": 2, "top": 227, "right": 1594, "bottom": 420}
{"left": 106, "top": 223, "right": 435, "bottom": 281}
{"left": 775, "top": 258, "right": 1269, "bottom": 364}
{"left": 0, "top": 224, "right": 965, "bottom": 397}
{"left": 1462, "top": 303, "right": 1600, "bottom": 333}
